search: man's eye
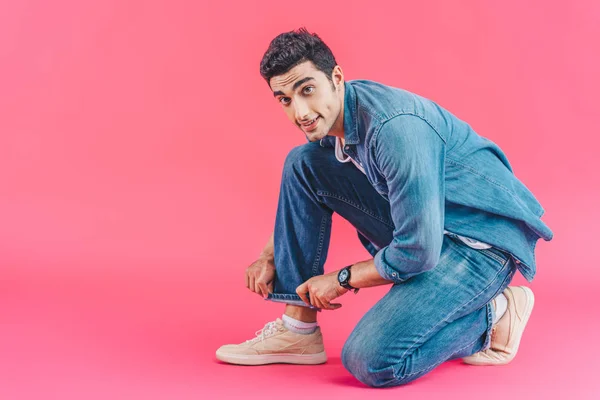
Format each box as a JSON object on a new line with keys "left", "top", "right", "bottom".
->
{"left": 280, "top": 98, "right": 290, "bottom": 105}
{"left": 303, "top": 86, "right": 314, "bottom": 94}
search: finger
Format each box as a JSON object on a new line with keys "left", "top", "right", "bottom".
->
{"left": 299, "top": 291, "right": 311, "bottom": 307}
{"left": 245, "top": 270, "right": 249, "bottom": 288}
{"left": 257, "top": 281, "right": 268, "bottom": 298}
{"left": 248, "top": 275, "right": 256, "bottom": 293}
{"left": 315, "top": 295, "right": 330, "bottom": 310}
{"left": 254, "top": 280, "right": 262, "bottom": 296}
{"left": 321, "top": 299, "right": 336, "bottom": 310}
{"left": 296, "top": 282, "right": 306, "bottom": 296}
{"left": 267, "top": 281, "right": 274, "bottom": 294}
{"left": 296, "top": 285, "right": 310, "bottom": 306}
{"left": 311, "top": 295, "right": 326, "bottom": 310}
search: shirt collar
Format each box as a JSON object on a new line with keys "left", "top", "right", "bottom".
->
{"left": 342, "top": 80, "right": 360, "bottom": 145}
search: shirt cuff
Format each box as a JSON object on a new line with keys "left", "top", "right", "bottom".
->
{"left": 374, "top": 246, "right": 406, "bottom": 284}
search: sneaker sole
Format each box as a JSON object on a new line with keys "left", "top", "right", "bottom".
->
{"left": 463, "top": 286, "right": 535, "bottom": 366}
{"left": 216, "top": 350, "right": 328, "bottom": 366}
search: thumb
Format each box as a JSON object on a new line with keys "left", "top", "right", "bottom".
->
{"left": 296, "top": 283, "right": 310, "bottom": 306}
{"left": 329, "top": 303, "right": 342, "bottom": 310}
{"left": 296, "top": 282, "right": 306, "bottom": 293}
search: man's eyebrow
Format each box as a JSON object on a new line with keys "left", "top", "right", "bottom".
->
{"left": 272, "top": 77, "right": 316, "bottom": 97}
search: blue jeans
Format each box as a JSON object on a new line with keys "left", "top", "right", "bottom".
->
{"left": 267, "top": 141, "right": 517, "bottom": 387}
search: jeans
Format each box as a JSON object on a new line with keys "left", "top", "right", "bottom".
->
{"left": 266, "top": 141, "right": 517, "bottom": 387}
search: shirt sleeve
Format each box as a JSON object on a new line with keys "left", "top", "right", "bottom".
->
{"left": 373, "top": 115, "right": 446, "bottom": 284}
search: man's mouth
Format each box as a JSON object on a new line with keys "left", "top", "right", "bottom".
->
{"left": 301, "top": 116, "right": 320, "bottom": 131}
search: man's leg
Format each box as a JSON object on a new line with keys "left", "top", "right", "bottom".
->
{"left": 267, "top": 140, "right": 395, "bottom": 309}
{"left": 341, "top": 235, "right": 517, "bottom": 387}
{"left": 217, "top": 141, "right": 395, "bottom": 365}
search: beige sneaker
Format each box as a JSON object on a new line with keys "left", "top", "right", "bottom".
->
{"left": 215, "top": 318, "right": 327, "bottom": 365}
{"left": 463, "top": 286, "right": 535, "bottom": 366}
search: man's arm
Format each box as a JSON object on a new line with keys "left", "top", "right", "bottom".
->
{"left": 346, "top": 258, "right": 393, "bottom": 288}
{"left": 371, "top": 115, "right": 446, "bottom": 284}
{"left": 295, "top": 257, "right": 391, "bottom": 310}
{"left": 297, "top": 116, "right": 447, "bottom": 308}
{"left": 246, "top": 232, "right": 276, "bottom": 298}
{"left": 259, "top": 232, "right": 275, "bottom": 260}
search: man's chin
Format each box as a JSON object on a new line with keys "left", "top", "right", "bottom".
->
{"left": 305, "top": 130, "right": 327, "bottom": 142}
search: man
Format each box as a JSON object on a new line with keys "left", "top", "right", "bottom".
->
{"left": 215, "top": 28, "right": 553, "bottom": 387}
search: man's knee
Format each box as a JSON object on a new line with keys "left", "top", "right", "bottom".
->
{"left": 341, "top": 335, "right": 421, "bottom": 388}
{"left": 341, "top": 335, "right": 390, "bottom": 388}
{"left": 283, "top": 141, "right": 323, "bottom": 165}
{"left": 282, "top": 142, "right": 326, "bottom": 181}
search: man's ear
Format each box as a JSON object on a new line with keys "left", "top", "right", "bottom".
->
{"left": 332, "top": 65, "right": 344, "bottom": 89}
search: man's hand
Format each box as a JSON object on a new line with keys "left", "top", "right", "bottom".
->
{"left": 245, "top": 257, "right": 275, "bottom": 299}
{"left": 296, "top": 270, "right": 348, "bottom": 310}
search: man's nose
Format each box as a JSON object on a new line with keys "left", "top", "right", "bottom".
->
{"left": 294, "top": 101, "right": 310, "bottom": 121}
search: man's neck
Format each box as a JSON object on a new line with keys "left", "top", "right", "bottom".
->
{"left": 329, "top": 82, "right": 346, "bottom": 141}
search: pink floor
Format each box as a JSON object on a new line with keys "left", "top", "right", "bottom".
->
{"left": 2, "top": 248, "right": 598, "bottom": 399}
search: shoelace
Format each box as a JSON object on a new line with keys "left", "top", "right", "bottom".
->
{"left": 245, "top": 321, "right": 282, "bottom": 343}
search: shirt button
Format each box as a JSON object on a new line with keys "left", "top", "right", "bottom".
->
{"left": 392, "top": 272, "right": 397, "bottom": 277}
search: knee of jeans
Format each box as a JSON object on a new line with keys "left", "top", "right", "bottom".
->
{"left": 283, "top": 143, "right": 325, "bottom": 177}
{"left": 342, "top": 336, "right": 425, "bottom": 388}
{"left": 341, "top": 337, "right": 391, "bottom": 388}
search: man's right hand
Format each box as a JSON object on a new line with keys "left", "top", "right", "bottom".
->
{"left": 245, "top": 256, "right": 276, "bottom": 299}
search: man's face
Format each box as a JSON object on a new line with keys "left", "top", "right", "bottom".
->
{"left": 270, "top": 61, "right": 344, "bottom": 142}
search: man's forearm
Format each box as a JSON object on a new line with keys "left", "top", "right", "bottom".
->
{"left": 348, "top": 258, "right": 394, "bottom": 288}
{"left": 259, "top": 232, "right": 275, "bottom": 260}
{"left": 258, "top": 231, "right": 392, "bottom": 290}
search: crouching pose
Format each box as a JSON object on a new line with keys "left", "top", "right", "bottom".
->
{"left": 216, "top": 28, "right": 553, "bottom": 388}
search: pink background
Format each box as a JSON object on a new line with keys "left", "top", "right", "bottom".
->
{"left": 1, "top": 0, "right": 599, "bottom": 398}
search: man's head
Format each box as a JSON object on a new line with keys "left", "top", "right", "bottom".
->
{"left": 260, "top": 28, "right": 345, "bottom": 142}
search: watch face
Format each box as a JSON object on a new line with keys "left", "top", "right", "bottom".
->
{"left": 339, "top": 269, "right": 349, "bottom": 282}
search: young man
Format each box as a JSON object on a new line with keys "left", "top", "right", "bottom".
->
{"left": 216, "top": 28, "right": 553, "bottom": 387}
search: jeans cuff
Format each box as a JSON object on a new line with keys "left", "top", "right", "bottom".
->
{"left": 265, "top": 293, "right": 320, "bottom": 310}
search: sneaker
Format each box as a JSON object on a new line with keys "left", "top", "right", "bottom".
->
{"left": 463, "top": 286, "right": 535, "bottom": 366}
{"left": 215, "top": 318, "right": 327, "bottom": 365}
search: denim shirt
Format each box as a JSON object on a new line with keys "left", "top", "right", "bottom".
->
{"left": 318, "top": 80, "right": 553, "bottom": 283}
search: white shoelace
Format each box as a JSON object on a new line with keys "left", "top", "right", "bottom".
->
{"left": 245, "top": 321, "right": 282, "bottom": 343}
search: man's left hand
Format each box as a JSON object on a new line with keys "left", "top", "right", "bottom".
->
{"left": 296, "top": 270, "right": 349, "bottom": 310}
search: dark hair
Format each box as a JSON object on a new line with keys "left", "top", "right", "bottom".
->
{"left": 260, "top": 27, "right": 338, "bottom": 87}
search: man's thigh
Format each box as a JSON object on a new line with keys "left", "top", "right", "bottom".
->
{"left": 287, "top": 141, "right": 396, "bottom": 249}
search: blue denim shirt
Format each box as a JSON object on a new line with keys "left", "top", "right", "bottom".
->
{"left": 318, "top": 80, "right": 553, "bottom": 283}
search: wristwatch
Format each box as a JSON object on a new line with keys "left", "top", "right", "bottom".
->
{"left": 337, "top": 264, "right": 359, "bottom": 294}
